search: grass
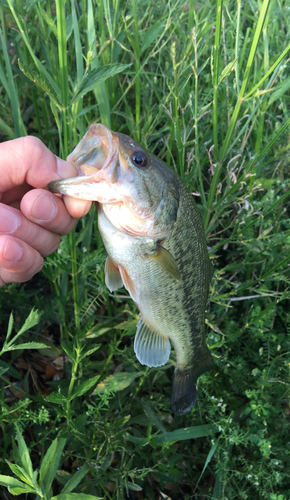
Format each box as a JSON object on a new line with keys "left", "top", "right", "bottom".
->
{"left": 0, "top": 0, "right": 290, "bottom": 499}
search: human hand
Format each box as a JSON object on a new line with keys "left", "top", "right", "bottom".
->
{"left": 0, "top": 136, "right": 92, "bottom": 287}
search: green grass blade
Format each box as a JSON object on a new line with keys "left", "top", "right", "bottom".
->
{"left": 6, "top": 0, "right": 61, "bottom": 96}
{"left": 204, "top": 0, "right": 270, "bottom": 230}
{"left": 244, "top": 40, "right": 290, "bottom": 100}
{"left": 87, "top": 0, "right": 111, "bottom": 128}
{"left": 0, "top": 27, "right": 25, "bottom": 137}
{"left": 60, "top": 464, "right": 90, "bottom": 494}
{"left": 71, "top": 64, "right": 132, "bottom": 104}
{"left": 219, "top": 0, "right": 270, "bottom": 161}
{"left": 155, "top": 424, "right": 219, "bottom": 443}
{"left": 213, "top": 0, "right": 223, "bottom": 157}
{"left": 71, "top": 0, "right": 84, "bottom": 87}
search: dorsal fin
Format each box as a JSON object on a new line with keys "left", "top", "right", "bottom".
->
{"left": 105, "top": 256, "right": 123, "bottom": 292}
{"left": 134, "top": 318, "right": 171, "bottom": 368}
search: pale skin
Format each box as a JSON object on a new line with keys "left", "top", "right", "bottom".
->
{"left": 0, "top": 136, "right": 92, "bottom": 287}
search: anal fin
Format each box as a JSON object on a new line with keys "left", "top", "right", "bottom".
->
{"left": 134, "top": 318, "right": 171, "bottom": 368}
{"left": 105, "top": 255, "right": 123, "bottom": 292}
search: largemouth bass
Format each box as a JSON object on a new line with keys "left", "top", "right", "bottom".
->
{"left": 49, "top": 124, "right": 214, "bottom": 415}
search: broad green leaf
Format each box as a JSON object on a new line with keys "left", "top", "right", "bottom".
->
{"left": 140, "top": 401, "right": 166, "bottom": 433}
{"left": 9, "top": 485, "right": 36, "bottom": 495}
{"left": 6, "top": 463, "right": 33, "bottom": 486}
{"left": 94, "top": 372, "right": 143, "bottom": 394}
{"left": 268, "top": 75, "right": 290, "bottom": 106}
{"left": 0, "top": 361, "right": 20, "bottom": 379}
{"left": 0, "top": 366, "right": 9, "bottom": 377}
{"left": 71, "top": 63, "right": 132, "bottom": 104}
{"left": 218, "top": 57, "right": 238, "bottom": 84}
{"left": 52, "top": 494, "right": 102, "bottom": 500}
{"left": 15, "top": 426, "right": 33, "bottom": 479}
{"left": 71, "top": 376, "right": 100, "bottom": 400}
{"left": 140, "top": 20, "right": 164, "bottom": 54}
{"left": 155, "top": 424, "right": 219, "bottom": 443}
{"left": 54, "top": 470, "right": 71, "bottom": 486}
{"left": 76, "top": 104, "right": 97, "bottom": 119}
{"left": 125, "top": 482, "right": 143, "bottom": 492}
{"left": 79, "top": 346, "right": 100, "bottom": 361}
{"left": 0, "top": 475, "right": 29, "bottom": 488}
{"left": 39, "top": 438, "right": 58, "bottom": 487}
{"left": 18, "top": 60, "right": 64, "bottom": 110}
{"left": 115, "top": 319, "right": 138, "bottom": 331}
{"left": 45, "top": 393, "right": 67, "bottom": 406}
{"left": 61, "top": 464, "right": 90, "bottom": 494}
{"left": 85, "top": 326, "right": 111, "bottom": 339}
{"left": 14, "top": 309, "right": 39, "bottom": 338}
{"left": 124, "top": 433, "right": 146, "bottom": 445}
{"left": 7, "top": 342, "right": 49, "bottom": 351}
{"left": 43, "top": 438, "right": 66, "bottom": 495}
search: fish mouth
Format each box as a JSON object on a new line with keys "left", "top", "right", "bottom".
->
{"left": 48, "top": 124, "right": 125, "bottom": 200}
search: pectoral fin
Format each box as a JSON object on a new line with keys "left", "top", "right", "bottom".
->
{"left": 105, "top": 256, "right": 123, "bottom": 292}
{"left": 148, "top": 243, "right": 181, "bottom": 282}
{"left": 134, "top": 318, "right": 171, "bottom": 367}
{"left": 119, "top": 265, "right": 139, "bottom": 304}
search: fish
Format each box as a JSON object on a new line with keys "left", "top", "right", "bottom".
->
{"left": 48, "top": 124, "right": 214, "bottom": 415}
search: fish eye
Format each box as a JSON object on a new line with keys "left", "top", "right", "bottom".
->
{"left": 131, "top": 151, "right": 147, "bottom": 167}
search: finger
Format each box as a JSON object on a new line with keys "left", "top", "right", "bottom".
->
{"left": 0, "top": 136, "right": 77, "bottom": 192}
{"left": 63, "top": 195, "right": 93, "bottom": 219}
{"left": 20, "top": 189, "right": 91, "bottom": 234}
{"left": 1, "top": 182, "right": 31, "bottom": 206}
{"left": 0, "top": 202, "right": 61, "bottom": 256}
{"left": 0, "top": 235, "right": 43, "bottom": 287}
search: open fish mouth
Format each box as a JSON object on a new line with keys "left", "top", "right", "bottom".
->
{"left": 48, "top": 124, "right": 121, "bottom": 199}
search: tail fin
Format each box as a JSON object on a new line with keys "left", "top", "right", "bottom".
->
{"left": 170, "top": 350, "right": 215, "bottom": 415}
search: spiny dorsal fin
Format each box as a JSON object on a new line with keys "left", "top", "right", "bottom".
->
{"left": 134, "top": 318, "right": 171, "bottom": 368}
{"left": 148, "top": 243, "right": 181, "bottom": 282}
{"left": 105, "top": 256, "right": 123, "bottom": 292}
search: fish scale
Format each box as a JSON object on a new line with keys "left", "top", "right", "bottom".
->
{"left": 49, "top": 124, "right": 215, "bottom": 415}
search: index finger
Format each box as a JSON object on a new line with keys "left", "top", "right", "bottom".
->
{"left": 0, "top": 136, "right": 77, "bottom": 192}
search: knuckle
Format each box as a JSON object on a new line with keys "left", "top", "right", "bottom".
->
{"left": 23, "top": 135, "right": 44, "bottom": 156}
{"left": 22, "top": 136, "right": 49, "bottom": 171}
